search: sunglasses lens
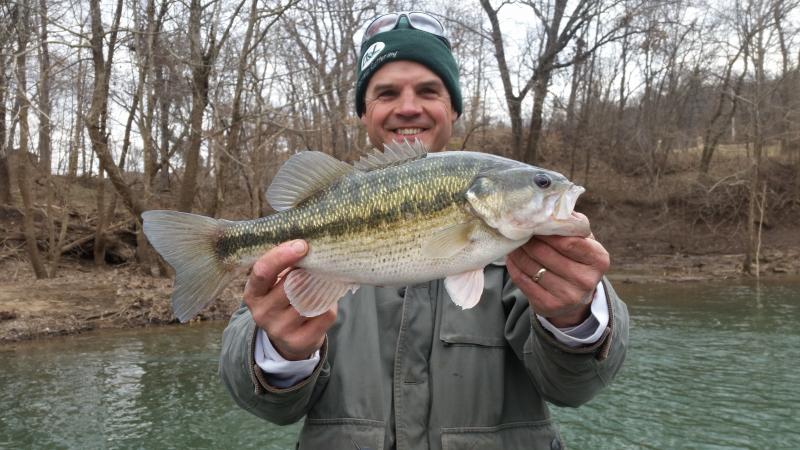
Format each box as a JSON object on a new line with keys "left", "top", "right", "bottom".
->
{"left": 408, "top": 12, "right": 444, "bottom": 35}
{"left": 364, "top": 14, "right": 399, "bottom": 41}
{"left": 361, "top": 12, "right": 449, "bottom": 49}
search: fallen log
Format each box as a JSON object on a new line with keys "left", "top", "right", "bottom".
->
{"left": 59, "top": 219, "right": 134, "bottom": 254}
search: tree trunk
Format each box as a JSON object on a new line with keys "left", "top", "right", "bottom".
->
{"left": 525, "top": 75, "right": 550, "bottom": 164}
{"left": 177, "top": 0, "right": 210, "bottom": 213}
{"left": 176, "top": 0, "right": 246, "bottom": 212}
{"left": 0, "top": 38, "right": 12, "bottom": 205}
{"left": 94, "top": 168, "right": 107, "bottom": 265}
{"left": 700, "top": 47, "right": 746, "bottom": 175}
{"left": 744, "top": 21, "right": 768, "bottom": 275}
{"left": 86, "top": 0, "right": 145, "bottom": 221}
{"left": 68, "top": 58, "right": 85, "bottom": 179}
{"left": 479, "top": 0, "right": 524, "bottom": 157}
{"left": 14, "top": 1, "right": 47, "bottom": 278}
{"left": 37, "top": 0, "right": 51, "bottom": 174}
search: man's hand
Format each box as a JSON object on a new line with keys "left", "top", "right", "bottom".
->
{"left": 244, "top": 240, "right": 337, "bottom": 361}
{"left": 506, "top": 215, "right": 610, "bottom": 328}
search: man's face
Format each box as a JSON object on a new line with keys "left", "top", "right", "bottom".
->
{"left": 361, "top": 61, "right": 458, "bottom": 152}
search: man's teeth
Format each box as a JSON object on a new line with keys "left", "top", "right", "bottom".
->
{"left": 395, "top": 128, "right": 422, "bottom": 135}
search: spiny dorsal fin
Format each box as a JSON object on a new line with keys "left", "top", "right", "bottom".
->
{"left": 353, "top": 139, "right": 428, "bottom": 171}
{"left": 266, "top": 151, "right": 354, "bottom": 211}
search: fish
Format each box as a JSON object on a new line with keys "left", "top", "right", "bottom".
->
{"left": 142, "top": 140, "right": 590, "bottom": 323}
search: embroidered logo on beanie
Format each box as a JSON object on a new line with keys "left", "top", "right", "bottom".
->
{"left": 361, "top": 42, "right": 385, "bottom": 70}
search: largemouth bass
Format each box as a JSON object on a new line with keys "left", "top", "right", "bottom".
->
{"left": 142, "top": 140, "right": 589, "bottom": 322}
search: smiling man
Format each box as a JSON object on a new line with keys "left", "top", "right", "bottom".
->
{"left": 220, "top": 11, "right": 628, "bottom": 450}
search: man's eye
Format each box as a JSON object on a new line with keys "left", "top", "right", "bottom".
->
{"left": 377, "top": 90, "right": 396, "bottom": 98}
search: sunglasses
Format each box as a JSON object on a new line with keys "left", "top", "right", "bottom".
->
{"left": 362, "top": 11, "right": 451, "bottom": 49}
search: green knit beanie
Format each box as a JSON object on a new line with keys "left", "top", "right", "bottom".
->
{"left": 355, "top": 26, "right": 462, "bottom": 117}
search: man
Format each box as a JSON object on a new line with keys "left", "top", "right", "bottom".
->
{"left": 220, "top": 11, "right": 628, "bottom": 450}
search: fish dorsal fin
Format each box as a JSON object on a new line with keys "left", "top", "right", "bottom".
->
{"left": 353, "top": 139, "right": 428, "bottom": 171}
{"left": 266, "top": 151, "right": 354, "bottom": 211}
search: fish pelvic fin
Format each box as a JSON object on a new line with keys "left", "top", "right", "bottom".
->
{"left": 444, "top": 268, "right": 485, "bottom": 309}
{"left": 142, "top": 210, "right": 234, "bottom": 323}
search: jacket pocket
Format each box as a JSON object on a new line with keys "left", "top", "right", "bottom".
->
{"left": 298, "top": 418, "right": 385, "bottom": 450}
{"left": 441, "top": 421, "right": 563, "bottom": 450}
{"left": 438, "top": 270, "right": 508, "bottom": 348}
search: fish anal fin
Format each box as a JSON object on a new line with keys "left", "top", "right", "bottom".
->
{"left": 444, "top": 269, "right": 485, "bottom": 310}
{"left": 285, "top": 269, "right": 359, "bottom": 317}
{"left": 266, "top": 151, "right": 354, "bottom": 211}
{"left": 421, "top": 221, "right": 478, "bottom": 259}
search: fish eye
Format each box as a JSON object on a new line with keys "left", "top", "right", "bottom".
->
{"left": 533, "top": 173, "right": 551, "bottom": 189}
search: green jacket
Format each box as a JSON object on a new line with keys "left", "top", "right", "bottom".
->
{"left": 220, "top": 265, "right": 629, "bottom": 450}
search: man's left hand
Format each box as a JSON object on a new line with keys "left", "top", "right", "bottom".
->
{"left": 506, "top": 222, "right": 610, "bottom": 328}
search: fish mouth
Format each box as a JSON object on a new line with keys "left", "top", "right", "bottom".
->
{"left": 554, "top": 184, "right": 585, "bottom": 220}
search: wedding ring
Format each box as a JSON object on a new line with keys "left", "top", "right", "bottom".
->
{"left": 532, "top": 267, "right": 547, "bottom": 283}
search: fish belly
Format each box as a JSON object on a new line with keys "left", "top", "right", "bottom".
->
{"left": 298, "top": 209, "right": 523, "bottom": 286}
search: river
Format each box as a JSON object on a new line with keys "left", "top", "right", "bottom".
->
{"left": 1, "top": 281, "right": 798, "bottom": 449}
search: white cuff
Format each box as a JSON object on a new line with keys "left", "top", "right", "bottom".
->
{"left": 254, "top": 329, "right": 320, "bottom": 388}
{"left": 536, "top": 282, "right": 609, "bottom": 348}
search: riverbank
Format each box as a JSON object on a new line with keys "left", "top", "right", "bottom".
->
{"left": 2, "top": 241, "right": 799, "bottom": 343}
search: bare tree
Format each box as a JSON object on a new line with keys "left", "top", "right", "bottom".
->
{"left": 698, "top": 44, "right": 747, "bottom": 175}
{"left": 742, "top": 0, "right": 775, "bottom": 275}
{"left": 36, "top": 0, "right": 51, "bottom": 174}
{"left": 0, "top": 7, "right": 12, "bottom": 205}
{"left": 176, "top": 0, "right": 246, "bottom": 213}
{"left": 480, "top": 0, "right": 635, "bottom": 163}
{"left": 13, "top": 0, "right": 48, "bottom": 278}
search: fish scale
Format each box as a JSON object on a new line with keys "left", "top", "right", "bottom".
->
{"left": 217, "top": 156, "right": 478, "bottom": 264}
{"left": 142, "top": 141, "right": 589, "bottom": 322}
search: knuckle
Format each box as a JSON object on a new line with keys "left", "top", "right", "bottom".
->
{"left": 597, "top": 251, "right": 611, "bottom": 271}
{"left": 251, "top": 259, "right": 275, "bottom": 282}
{"left": 576, "top": 273, "right": 599, "bottom": 292}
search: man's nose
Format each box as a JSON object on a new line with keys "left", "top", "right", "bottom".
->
{"left": 394, "top": 89, "right": 422, "bottom": 116}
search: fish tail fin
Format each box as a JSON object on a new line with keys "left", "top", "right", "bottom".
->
{"left": 142, "top": 210, "right": 234, "bottom": 323}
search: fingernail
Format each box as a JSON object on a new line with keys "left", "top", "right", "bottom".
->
{"left": 288, "top": 240, "right": 306, "bottom": 254}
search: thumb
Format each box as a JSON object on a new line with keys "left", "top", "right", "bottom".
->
{"left": 247, "top": 240, "right": 308, "bottom": 295}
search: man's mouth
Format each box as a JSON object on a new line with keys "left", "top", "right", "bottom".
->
{"left": 393, "top": 127, "right": 424, "bottom": 136}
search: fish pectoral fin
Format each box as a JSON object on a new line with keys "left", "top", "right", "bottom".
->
{"left": 266, "top": 151, "right": 354, "bottom": 211}
{"left": 421, "top": 221, "right": 479, "bottom": 259}
{"left": 444, "top": 269, "right": 485, "bottom": 310}
{"left": 284, "top": 269, "right": 359, "bottom": 317}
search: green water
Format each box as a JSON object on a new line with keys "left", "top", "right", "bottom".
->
{"left": 1, "top": 281, "right": 798, "bottom": 449}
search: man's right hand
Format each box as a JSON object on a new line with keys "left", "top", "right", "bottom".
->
{"left": 243, "top": 240, "right": 337, "bottom": 361}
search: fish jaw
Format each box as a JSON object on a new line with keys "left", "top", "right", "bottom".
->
{"left": 494, "top": 183, "right": 589, "bottom": 239}
{"left": 555, "top": 184, "right": 585, "bottom": 220}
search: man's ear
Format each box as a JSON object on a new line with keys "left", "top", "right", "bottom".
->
{"left": 451, "top": 107, "right": 460, "bottom": 124}
{"left": 360, "top": 112, "right": 368, "bottom": 127}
